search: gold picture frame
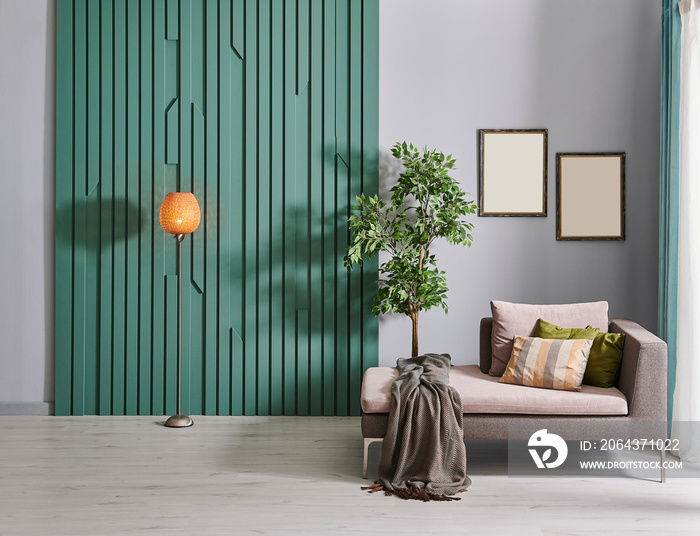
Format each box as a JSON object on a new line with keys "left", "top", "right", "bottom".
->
{"left": 556, "top": 152, "right": 626, "bottom": 241}
{"left": 478, "top": 129, "right": 548, "bottom": 217}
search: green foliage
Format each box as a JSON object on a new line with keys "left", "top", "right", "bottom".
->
{"left": 344, "top": 142, "right": 477, "bottom": 324}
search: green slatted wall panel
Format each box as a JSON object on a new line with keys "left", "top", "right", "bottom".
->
{"left": 55, "top": 0, "right": 379, "bottom": 416}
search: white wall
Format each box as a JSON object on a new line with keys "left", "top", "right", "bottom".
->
{"left": 378, "top": 0, "right": 661, "bottom": 365}
{"left": 0, "top": 0, "right": 55, "bottom": 405}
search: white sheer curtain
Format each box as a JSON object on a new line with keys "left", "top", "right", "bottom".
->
{"left": 673, "top": 0, "right": 700, "bottom": 463}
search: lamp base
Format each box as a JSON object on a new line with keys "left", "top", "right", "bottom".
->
{"left": 164, "top": 414, "right": 194, "bottom": 428}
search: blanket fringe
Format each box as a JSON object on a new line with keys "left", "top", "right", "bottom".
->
{"left": 361, "top": 482, "right": 466, "bottom": 502}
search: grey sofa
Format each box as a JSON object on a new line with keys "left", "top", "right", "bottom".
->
{"left": 361, "top": 317, "right": 668, "bottom": 481}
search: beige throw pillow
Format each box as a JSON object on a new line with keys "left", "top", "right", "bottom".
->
{"left": 499, "top": 337, "right": 593, "bottom": 392}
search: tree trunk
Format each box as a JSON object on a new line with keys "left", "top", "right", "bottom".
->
{"left": 411, "top": 310, "right": 419, "bottom": 357}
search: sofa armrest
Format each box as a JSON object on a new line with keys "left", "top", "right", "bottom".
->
{"left": 609, "top": 318, "right": 667, "bottom": 420}
{"left": 479, "top": 317, "right": 493, "bottom": 374}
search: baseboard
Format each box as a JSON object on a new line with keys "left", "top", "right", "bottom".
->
{"left": 0, "top": 402, "right": 55, "bottom": 416}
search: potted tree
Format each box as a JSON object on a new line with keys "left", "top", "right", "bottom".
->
{"left": 345, "top": 142, "right": 477, "bottom": 357}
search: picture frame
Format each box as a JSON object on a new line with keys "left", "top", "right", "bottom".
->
{"left": 478, "top": 129, "right": 548, "bottom": 217}
{"left": 556, "top": 152, "right": 625, "bottom": 241}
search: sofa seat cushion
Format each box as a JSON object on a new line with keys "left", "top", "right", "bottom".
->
{"left": 361, "top": 364, "right": 627, "bottom": 415}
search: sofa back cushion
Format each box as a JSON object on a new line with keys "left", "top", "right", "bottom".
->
{"left": 489, "top": 300, "right": 609, "bottom": 376}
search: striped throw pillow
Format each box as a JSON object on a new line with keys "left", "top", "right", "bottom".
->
{"left": 499, "top": 337, "right": 593, "bottom": 392}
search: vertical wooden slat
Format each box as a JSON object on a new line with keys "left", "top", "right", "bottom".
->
{"left": 204, "top": 0, "right": 220, "bottom": 416}
{"left": 334, "top": 0, "right": 350, "bottom": 417}
{"left": 257, "top": 0, "right": 272, "bottom": 415}
{"left": 361, "top": 0, "right": 380, "bottom": 382}
{"left": 111, "top": 0, "right": 127, "bottom": 416}
{"left": 167, "top": 0, "right": 179, "bottom": 40}
{"left": 294, "top": 0, "right": 310, "bottom": 416}
{"left": 231, "top": 329, "right": 244, "bottom": 412}
{"left": 151, "top": 0, "right": 167, "bottom": 416}
{"left": 308, "top": 0, "right": 323, "bottom": 416}
{"left": 190, "top": 101, "right": 205, "bottom": 416}
{"left": 269, "top": 0, "right": 285, "bottom": 416}
{"left": 322, "top": 0, "right": 337, "bottom": 416}
{"left": 98, "top": 0, "right": 114, "bottom": 415}
{"left": 296, "top": 0, "right": 309, "bottom": 95}
{"left": 189, "top": 0, "right": 206, "bottom": 416}
{"left": 282, "top": 0, "right": 297, "bottom": 416}
{"left": 223, "top": 0, "right": 242, "bottom": 416}
{"left": 243, "top": 0, "right": 259, "bottom": 416}
{"left": 138, "top": 0, "right": 154, "bottom": 416}
{"left": 178, "top": 0, "right": 193, "bottom": 416}
{"left": 347, "top": 0, "right": 364, "bottom": 416}
{"left": 165, "top": 101, "right": 179, "bottom": 165}
{"left": 55, "top": 0, "right": 74, "bottom": 416}
{"left": 231, "top": 0, "right": 244, "bottom": 58}
{"left": 84, "top": 0, "right": 101, "bottom": 415}
{"left": 334, "top": 158, "right": 349, "bottom": 416}
{"left": 55, "top": 0, "right": 380, "bottom": 417}
{"left": 165, "top": 273, "right": 178, "bottom": 415}
{"left": 296, "top": 309, "right": 309, "bottom": 415}
{"left": 125, "top": 0, "right": 141, "bottom": 415}
{"left": 71, "top": 0, "right": 87, "bottom": 417}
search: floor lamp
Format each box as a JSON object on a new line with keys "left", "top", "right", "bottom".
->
{"left": 159, "top": 192, "right": 201, "bottom": 428}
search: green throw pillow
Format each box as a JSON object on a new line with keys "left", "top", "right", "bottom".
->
{"left": 582, "top": 333, "right": 626, "bottom": 388}
{"left": 535, "top": 318, "right": 625, "bottom": 388}
{"left": 535, "top": 318, "right": 599, "bottom": 340}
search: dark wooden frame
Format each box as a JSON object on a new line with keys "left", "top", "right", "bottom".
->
{"left": 556, "top": 152, "right": 626, "bottom": 241}
{"left": 478, "top": 128, "right": 548, "bottom": 217}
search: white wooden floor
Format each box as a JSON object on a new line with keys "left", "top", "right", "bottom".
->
{"left": 0, "top": 416, "right": 699, "bottom": 535}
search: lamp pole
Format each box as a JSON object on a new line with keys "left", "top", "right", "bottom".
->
{"left": 165, "top": 233, "right": 193, "bottom": 428}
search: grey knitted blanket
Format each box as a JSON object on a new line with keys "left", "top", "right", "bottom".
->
{"left": 371, "top": 353, "right": 470, "bottom": 501}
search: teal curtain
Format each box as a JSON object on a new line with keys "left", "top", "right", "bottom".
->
{"left": 659, "top": 0, "right": 682, "bottom": 425}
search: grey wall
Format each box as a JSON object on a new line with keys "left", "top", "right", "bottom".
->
{"left": 378, "top": 0, "right": 661, "bottom": 365}
{"left": 0, "top": 0, "right": 55, "bottom": 408}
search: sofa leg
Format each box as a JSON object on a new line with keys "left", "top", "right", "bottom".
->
{"left": 660, "top": 449, "right": 666, "bottom": 484}
{"left": 363, "top": 438, "right": 383, "bottom": 479}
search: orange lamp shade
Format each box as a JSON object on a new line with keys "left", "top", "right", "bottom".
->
{"left": 159, "top": 192, "right": 201, "bottom": 235}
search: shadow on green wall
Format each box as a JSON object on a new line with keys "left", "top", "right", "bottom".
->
{"left": 56, "top": 197, "right": 147, "bottom": 251}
